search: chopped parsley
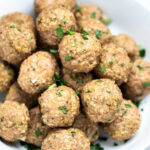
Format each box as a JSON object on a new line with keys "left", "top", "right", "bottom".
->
{"left": 106, "top": 18, "right": 112, "bottom": 25}
{"left": 71, "top": 131, "right": 76, "bottom": 137}
{"left": 58, "top": 92, "right": 62, "bottom": 97}
{"left": 121, "top": 63, "right": 125, "bottom": 67}
{"left": 78, "top": 60, "right": 81, "bottom": 63}
{"left": 10, "top": 25, "right": 15, "bottom": 28}
{"left": 48, "top": 83, "right": 57, "bottom": 89}
{"left": 97, "top": 79, "right": 103, "bottom": 82}
{"left": 91, "top": 12, "right": 96, "bottom": 18}
{"left": 125, "top": 104, "right": 131, "bottom": 108}
{"left": 66, "top": 29, "right": 74, "bottom": 35}
{"left": 86, "top": 90, "right": 91, "bottom": 93}
{"left": 17, "top": 28, "right": 22, "bottom": 32}
{"left": 77, "top": 79, "right": 83, "bottom": 84}
{"left": 114, "top": 142, "right": 118, "bottom": 146}
{"left": 35, "top": 129, "right": 41, "bottom": 137}
{"left": 56, "top": 27, "right": 63, "bottom": 38}
{"left": 101, "top": 65, "right": 106, "bottom": 72}
{"left": 75, "top": 91, "right": 80, "bottom": 96}
{"left": 76, "top": 5, "right": 81, "bottom": 12}
{"left": 95, "top": 30, "right": 102, "bottom": 39}
{"left": 90, "top": 144, "right": 104, "bottom": 150}
{"left": 121, "top": 108, "right": 126, "bottom": 116}
{"left": 142, "top": 82, "right": 150, "bottom": 87}
{"left": 8, "top": 71, "right": 14, "bottom": 76}
{"left": 59, "top": 106, "right": 67, "bottom": 114}
{"left": 62, "top": 18, "right": 66, "bottom": 24}
{"left": 20, "top": 122, "right": 24, "bottom": 125}
{"left": 138, "top": 45, "right": 146, "bottom": 58}
{"left": 54, "top": 73, "right": 68, "bottom": 86}
{"left": 109, "top": 60, "right": 114, "bottom": 66}
{"left": 20, "top": 142, "right": 41, "bottom": 150}
{"left": 65, "top": 56, "right": 72, "bottom": 61}
{"left": 133, "top": 101, "right": 140, "bottom": 108}
{"left": 81, "top": 29, "right": 88, "bottom": 40}
{"left": 38, "top": 20, "right": 41, "bottom": 24}
{"left": 141, "top": 108, "right": 144, "bottom": 112}
{"left": 137, "top": 65, "right": 143, "bottom": 71}
{"left": 29, "top": 39, "right": 32, "bottom": 43}
{"left": 50, "top": 49, "right": 58, "bottom": 54}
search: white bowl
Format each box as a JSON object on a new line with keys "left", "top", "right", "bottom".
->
{"left": 0, "top": 0, "right": 150, "bottom": 150}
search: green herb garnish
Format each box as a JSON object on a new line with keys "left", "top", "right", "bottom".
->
{"left": 66, "top": 29, "right": 74, "bottom": 35}
{"left": 109, "top": 60, "right": 114, "bottom": 66}
{"left": 10, "top": 25, "right": 15, "bottom": 28}
{"left": 56, "top": 27, "right": 63, "bottom": 38}
{"left": 76, "top": 5, "right": 81, "bottom": 12}
{"left": 137, "top": 65, "right": 143, "bottom": 71}
{"left": 142, "top": 82, "right": 150, "bottom": 87}
{"left": 125, "top": 104, "right": 131, "bottom": 108}
{"left": 90, "top": 144, "right": 104, "bottom": 150}
{"left": 50, "top": 49, "right": 58, "bottom": 54}
{"left": 62, "top": 18, "right": 66, "bottom": 24}
{"left": 59, "top": 106, "right": 67, "bottom": 114}
{"left": 101, "top": 65, "right": 106, "bottom": 72}
{"left": 71, "top": 131, "right": 76, "bottom": 137}
{"left": 65, "top": 56, "right": 72, "bottom": 61}
{"left": 91, "top": 12, "right": 96, "bottom": 18}
{"left": 95, "top": 30, "right": 102, "bottom": 39}
{"left": 35, "top": 129, "right": 41, "bottom": 137}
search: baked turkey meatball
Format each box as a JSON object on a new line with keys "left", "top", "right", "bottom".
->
{"left": 36, "top": 6, "right": 77, "bottom": 46}
{"left": 104, "top": 100, "right": 141, "bottom": 141}
{"left": 0, "top": 60, "right": 14, "bottom": 92}
{"left": 26, "top": 107, "right": 49, "bottom": 147}
{"left": 73, "top": 113, "right": 100, "bottom": 142}
{"left": 38, "top": 85, "right": 80, "bottom": 128}
{"left": 0, "top": 101, "right": 30, "bottom": 142}
{"left": 81, "top": 79, "right": 123, "bottom": 123}
{"left": 78, "top": 19, "right": 112, "bottom": 44}
{"left": 95, "top": 43, "right": 131, "bottom": 85}
{"left": 0, "top": 22, "right": 36, "bottom": 65}
{"left": 18, "top": 51, "right": 56, "bottom": 94}
{"left": 76, "top": 5, "right": 107, "bottom": 24}
{"left": 59, "top": 32, "right": 101, "bottom": 73}
{"left": 5, "top": 82, "right": 37, "bottom": 108}
{"left": 62, "top": 68, "right": 93, "bottom": 92}
{"left": 42, "top": 128, "right": 90, "bottom": 150}
{"left": 122, "top": 59, "right": 150, "bottom": 101}
{"left": 0, "top": 12, "right": 35, "bottom": 31}
{"left": 34, "top": 0, "right": 76, "bottom": 15}
{"left": 112, "top": 34, "right": 139, "bottom": 61}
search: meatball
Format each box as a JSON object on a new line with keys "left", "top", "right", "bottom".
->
{"left": 18, "top": 51, "right": 56, "bottom": 94}
{"left": 36, "top": 6, "right": 77, "bottom": 46}
{"left": 112, "top": 34, "right": 139, "bottom": 61}
{"left": 73, "top": 113, "right": 100, "bottom": 142}
{"left": 122, "top": 59, "right": 150, "bottom": 101}
{"left": 0, "top": 12, "right": 35, "bottom": 31}
{"left": 0, "top": 101, "right": 30, "bottom": 142}
{"left": 34, "top": 0, "right": 76, "bottom": 15}
{"left": 38, "top": 85, "right": 80, "bottom": 128}
{"left": 5, "top": 82, "right": 37, "bottom": 108}
{"left": 42, "top": 128, "right": 90, "bottom": 150}
{"left": 78, "top": 19, "right": 112, "bottom": 44}
{"left": 104, "top": 100, "right": 141, "bottom": 141}
{"left": 0, "top": 60, "right": 14, "bottom": 92}
{"left": 0, "top": 22, "right": 36, "bottom": 65}
{"left": 62, "top": 68, "right": 93, "bottom": 93}
{"left": 26, "top": 107, "right": 49, "bottom": 147}
{"left": 76, "top": 5, "right": 107, "bottom": 24}
{"left": 95, "top": 43, "right": 131, "bottom": 85}
{"left": 59, "top": 32, "right": 101, "bottom": 73}
{"left": 81, "top": 79, "right": 123, "bottom": 123}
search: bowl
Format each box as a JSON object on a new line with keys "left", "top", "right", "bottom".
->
{"left": 0, "top": 0, "right": 150, "bottom": 149}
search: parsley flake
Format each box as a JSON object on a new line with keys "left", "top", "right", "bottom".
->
{"left": 56, "top": 27, "right": 63, "bottom": 38}
{"left": 10, "top": 25, "right": 15, "bottom": 28}
{"left": 59, "top": 106, "right": 67, "bottom": 114}
{"left": 62, "top": 18, "right": 66, "bottom": 24}
{"left": 95, "top": 30, "right": 102, "bottom": 39}
{"left": 50, "top": 49, "right": 58, "bottom": 54}
{"left": 142, "top": 82, "right": 150, "bottom": 87}
{"left": 35, "top": 129, "right": 41, "bottom": 137}
{"left": 91, "top": 12, "right": 96, "bottom": 18}
{"left": 71, "top": 131, "right": 76, "bottom": 137}
{"left": 66, "top": 29, "right": 74, "bottom": 35}
{"left": 65, "top": 56, "right": 72, "bottom": 61}
{"left": 125, "top": 104, "right": 131, "bottom": 108}
{"left": 137, "top": 65, "right": 143, "bottom": 71}
{"left": 101, "top": 65, "right": 106, "bottom": 72}
{"left": 109, "top": 60, "right": 114, "bottom": 66}
{"left": 76, "top": 5, "right": 81, "bottom": 12}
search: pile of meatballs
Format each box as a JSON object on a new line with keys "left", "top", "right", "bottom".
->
{"left": 0, "top": 0, "right": 149, "bottom": 149}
